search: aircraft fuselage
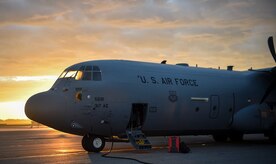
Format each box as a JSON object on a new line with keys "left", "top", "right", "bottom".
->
{"left": 25, "top": 60, "right": 276, "bottom": 138}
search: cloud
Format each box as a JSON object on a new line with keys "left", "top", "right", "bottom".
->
{"left": 0, "top": 0, "right": 275, "bottom": 75}
{"left": 0, "top": 76, "right": 57, "bottom": 82}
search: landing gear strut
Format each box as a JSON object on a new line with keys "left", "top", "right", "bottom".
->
{"left": 269, "top": 126, "right": 276, "bottom": 143}
{"left": 229, "top": 133, "right": 243, "bottom": 142}
{"left": 212, "top": 134, "right": 228, "bottom": 142}
{"left": 212, "top": 132, "right": 244, "bottom": 142}
{"left": 82, "top": 134, "right": 105, "bottom": 152}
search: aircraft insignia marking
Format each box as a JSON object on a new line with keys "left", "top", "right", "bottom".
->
{"left": 169, "top": 91, "right": 178, "bottom": 102}
{"left": 137, "top": 75, "right": 198, "bottom": 87}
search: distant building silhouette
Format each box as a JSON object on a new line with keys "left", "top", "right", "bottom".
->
{"left": 30, "top": 121, "right": 41, "bottom": 128}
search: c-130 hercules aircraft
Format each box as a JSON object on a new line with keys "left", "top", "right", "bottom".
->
{"left": 25, "top": 37, "right": 276, "bottom": 152}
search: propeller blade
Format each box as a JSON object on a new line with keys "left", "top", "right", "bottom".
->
{"left": 260, "top": 78, "right": 276, "bottom": 104}
{"left": 260, "top": 37, "right": 276, "bottom": 104}
{"left": 268, "top": 36, "right": 276, "bottom": 62}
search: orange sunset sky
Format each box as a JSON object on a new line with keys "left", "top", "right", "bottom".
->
{"left": 0, "top": 0, "right": 276, "bottom": 120}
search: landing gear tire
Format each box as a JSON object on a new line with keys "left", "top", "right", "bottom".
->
{"left": 82, "top": 135, "right": 105, "bottom": 152}
{"left": 229, "top": 133, "right": 243, "bottom": 142}
{"left": 213, "top": 134, "right": 228, "bottom": 142}
{"left": 269, "top": 126, "right": 276, "bottom": 143}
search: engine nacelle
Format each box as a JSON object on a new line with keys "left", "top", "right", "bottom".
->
{"left": 231, "top": 104, "right": 264, "bottom": 132}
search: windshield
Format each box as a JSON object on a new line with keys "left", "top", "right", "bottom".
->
{"left": 58, "top": 65, "right": 102, "bottom": 81}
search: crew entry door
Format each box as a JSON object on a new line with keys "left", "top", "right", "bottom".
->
{"left": 127, "top": 103, "right": 148, "bottom": 130}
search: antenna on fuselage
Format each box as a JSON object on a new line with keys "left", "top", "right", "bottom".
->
{"left": 161, "top": 60, "right": 167, "bottom": 64}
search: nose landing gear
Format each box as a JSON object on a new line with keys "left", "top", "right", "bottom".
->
{"left": 82, "top": 134, "right": 105, "bottom": 152}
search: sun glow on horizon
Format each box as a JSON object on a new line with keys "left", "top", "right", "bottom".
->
{"left": 0, "top": 101, "right": 28, "bottom": 120}
{"left": 0, "top": 76, "right": 57, "bottom": 120}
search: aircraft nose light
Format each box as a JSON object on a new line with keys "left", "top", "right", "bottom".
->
{"left": 71, "top": 121, "right": 83, "bottom": 129}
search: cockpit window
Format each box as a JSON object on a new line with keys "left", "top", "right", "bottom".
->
{"left": 85, "top": 66, "right": 92, "bottom": 71}
{"left": 93, "top": 66, "right": 100, "bottom": 71}
{"left": 79, "top": 66, "right": 85, "bottom": 71}
{"left": 59, "top": 65, "right": 102, "bottom": 81}
{"left": 64, "top": 71, "right": 77, "bottom": 78}
{"left": 92, "top": 66, "right": 102, "bottom": 81}
{"left": 59, "top": 71, "right": 67, "bottom": 78}
{"left": 75, "top": 71, "right": 83, "bottom": 80}
{"left": 82, "top": 71, "right": 92, "bottom": 80}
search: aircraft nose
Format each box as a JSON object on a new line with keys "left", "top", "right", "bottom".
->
{"left": 25, "top": 91, "right": 68, "bottom": 130}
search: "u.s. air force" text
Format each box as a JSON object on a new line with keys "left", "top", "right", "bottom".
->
{"left": 137, "top": 75, "right": 198, "bottom": 87}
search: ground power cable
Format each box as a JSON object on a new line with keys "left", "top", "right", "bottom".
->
{"left": 101, "top": 125, "right": 152, "bottom": 164}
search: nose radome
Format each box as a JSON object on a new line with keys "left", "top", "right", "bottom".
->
{"left": 25, "top": 92, "right": 46, "bottom": 121}
{"left": 25, "top": 91, "right": 68, "bottom": 130}
{"left": 25, "top": 94, "right": 36, "bottom": 121}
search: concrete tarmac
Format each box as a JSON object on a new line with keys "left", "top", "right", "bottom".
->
{"left": 0, "top": 127, "right": 276, "bottom": 164}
